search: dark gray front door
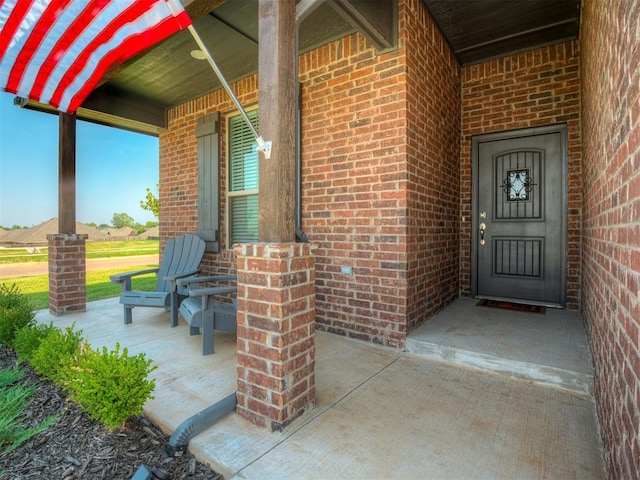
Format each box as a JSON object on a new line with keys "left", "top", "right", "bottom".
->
{"left": 472, "top": 125, "right": 567, "bottom": 306}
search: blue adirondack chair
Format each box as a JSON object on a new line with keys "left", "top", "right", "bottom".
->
{"left": 110, "top": 234, "right": 206, "bottom": 327}
{"left": 177, "top": 275, "right": 238, "bottom": 355}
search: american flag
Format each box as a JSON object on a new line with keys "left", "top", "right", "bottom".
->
{"left": 0, "top": 0, "right": 191, "bottom": 113}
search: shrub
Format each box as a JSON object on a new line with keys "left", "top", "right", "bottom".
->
{"left": 62, "top": 343, "right": 156, "bottom": 430}
{"left": 13, "top": 323, "right": 58, "bottom": 364}
{"left": 0, "top": 284, "right": 35, "bottom": 347}
{"left": 0, "top": 366, "right": 58, "bottom": 454}
{"left": 29, "top": 324, "right": 84, "bottom": 382}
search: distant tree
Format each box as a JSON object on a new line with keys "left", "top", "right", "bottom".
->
{"left": 11, "top": 225, "right": 26, "bottom": 230}
{"left": 133, "top": 222, "right": 146, "bottom": 235}
{"left": 98, "top": 223, "right": 111, "bottom": 230}
{"left": 144, "top": 221, "right": 159, "bottom": 228}
{"left": 112, "top": 212, "right": 136, "bottom": 229}
{"left": 85, "top": 222, "right": 97, "bottom": 227}
{"left": 140, "top": 184, "right": 159, "bottom": 218}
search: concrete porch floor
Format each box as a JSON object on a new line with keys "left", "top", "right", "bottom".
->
{"left": 36, "top": 297, "right": 605, "bottom": 479}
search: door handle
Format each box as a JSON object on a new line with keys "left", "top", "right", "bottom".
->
{"left": 479, "top": 222, "right": 486, "bottom": 245}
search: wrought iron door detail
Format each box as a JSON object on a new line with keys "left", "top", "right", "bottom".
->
{"left": 493, "top": 149, "right": 544, "bottom": 221}
{"left": 493, "top": 237, "right": 543, "bottom": 278}
{"left": 502, "top": 169, "right": 536, "bottom": 201}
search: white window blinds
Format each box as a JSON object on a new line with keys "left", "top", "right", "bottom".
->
{"left": 228, "top": 109, "right": 259, "bottom": 244}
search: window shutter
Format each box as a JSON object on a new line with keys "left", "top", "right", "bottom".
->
{"left": 195, "top": 113, "right": 220, "bottom": 252}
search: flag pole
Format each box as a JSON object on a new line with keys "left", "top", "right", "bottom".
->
{"left": 187, "top": 25, "right": 271, "bottom": 159}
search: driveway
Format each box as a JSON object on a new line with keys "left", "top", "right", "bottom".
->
{"left": 0, "top": 254, "right": 159, "bottom": 279}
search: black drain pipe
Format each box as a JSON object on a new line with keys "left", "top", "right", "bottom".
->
{"left": 166, "top": 392, "right": 237, "bottom": 457}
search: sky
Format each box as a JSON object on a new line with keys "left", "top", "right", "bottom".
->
{"left": 0, "top": 92, "right": 159, "bottom": 229}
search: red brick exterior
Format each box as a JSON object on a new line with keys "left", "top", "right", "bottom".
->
{"left": 401, "top": 0, "right": 461, "bottom": 333}
{"left": 47, "top": 234, "right": 88, "bottom": 315}
{"left": 580, "top": 1, "right": 640, "bottom": 477}
{"left": 299, "top": 32, "right": 409, "bottom": 347}
{"left": 235, "top": 243, "right": 316, "bottom": 431}
{"left": 460, "top": 41, "right": 582, "bottom": 309}
{"left": 160, "top": 0, "right": 460, "bottom": 348}
{"left": 300, "top": 0, "right": 460, "bottom": 344}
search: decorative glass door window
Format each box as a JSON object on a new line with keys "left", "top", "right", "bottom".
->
{"left": 493, "top": 150, "right": 543, "bottom": 220}
{"left": 502, "top": 169, "right": 532, "bottom": 202}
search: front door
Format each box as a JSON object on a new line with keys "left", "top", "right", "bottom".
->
{"left": 472, "top": 125, "right": 567, "bottom": 306}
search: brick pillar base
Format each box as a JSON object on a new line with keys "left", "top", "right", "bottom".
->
{"left": 234, "top": 243, "right": 316, "bottom": 432}
{"left": 47, "top": 234, "right": 88, "bottom": 316}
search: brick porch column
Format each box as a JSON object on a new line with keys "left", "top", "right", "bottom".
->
{"left": 47, "top": 234, "right": 88, "bottom": 315}
{"left": 234, "top": 243, "right": 316, "bottom": 432}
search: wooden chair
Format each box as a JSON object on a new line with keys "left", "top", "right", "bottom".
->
{"left": 177, "top": 275, "right": 237, "bottom": 355}
{"left": 110, "top": 234, "right": 205, "bottom": 326}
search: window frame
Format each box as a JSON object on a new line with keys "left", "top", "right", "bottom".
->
{"left": 225, "top": 106, "right": 259, "bottom": 246}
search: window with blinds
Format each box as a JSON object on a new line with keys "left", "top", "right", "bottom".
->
{"left": 228, "top": 109, "right": 259, "bottom": 244}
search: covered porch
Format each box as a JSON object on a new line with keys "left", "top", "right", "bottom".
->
{"left": 6, "top": 0, "right": 635, "bottom": 475}
{"left": 36, "top": 298, "right": 604, "bottom": 479}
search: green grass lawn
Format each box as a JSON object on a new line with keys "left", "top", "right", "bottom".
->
{"left": 1, "top": 267, "right": 158, "bottom": 311}
{"left": 0, "top": 240, "right": 159, "bottom": 265}
{"left": 0, "top": 240, "right": 160, "bottom": 310}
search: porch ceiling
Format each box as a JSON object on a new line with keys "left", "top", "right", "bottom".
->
{"left": 423, "top": 0, "right": 581, "bottom": 66}
{"left": 84, "top": 1, "right": 356, "bottom": 117}
{"left": 18, "top": 0, "right": 581, "bottom": 134}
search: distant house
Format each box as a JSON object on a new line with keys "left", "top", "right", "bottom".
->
{"left": 96, "top": 226, "right": 160, "bottom": 240}
{"left": 0, "top": 218, "right": 103, "bottom": 247}
{"left": 100, "top": 227, "right": 138, "bottom": 238}
{"left": 139, "top": 226, "right": 160, "bottom": 240}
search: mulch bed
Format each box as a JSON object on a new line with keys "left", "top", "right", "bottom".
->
{"left": 0, "top": 346, "right": 222, "bottom": 480}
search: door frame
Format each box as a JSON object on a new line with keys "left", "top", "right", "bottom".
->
{"left": 470, "top": 124, "right": 568, "bottom": 307}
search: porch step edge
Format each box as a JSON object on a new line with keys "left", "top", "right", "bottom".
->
{"left": 404, "top": 339, "right": 594, "bottom": 398}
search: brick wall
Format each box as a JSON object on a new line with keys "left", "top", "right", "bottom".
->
{"left": 460, "top": 42, "right": 582, "bottom": 309}
{"left": 298, "top": 32, "right": 409, "bottom": 347}
{"left": 161, "top": 0, "right": 460, "bottom": 348}
{"left": 47, "top": 234, "right": 88, "bottom": 315}
{"left": 403, "top": 0, "right": 460, "bottom": 331}
{"left": 299, "top": 0, "right": 459, "bottom": 346}
{"left": 580, "top": 1, "right": 640, "bottom": 477}
{"left": 235, "top": 243, "right": 316, "bottom": 431}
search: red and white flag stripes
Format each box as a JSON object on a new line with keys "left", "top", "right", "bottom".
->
{"left": 0, "top": 0, "right": 191, "bottom": 113}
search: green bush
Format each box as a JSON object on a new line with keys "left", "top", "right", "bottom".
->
{"left": 62, "top": 343, "right": 156, "bottom": 430}
{"left": 0, "top": 366, "right": 58, "bottom": 454}
{"left": 29, "top": 324, "right": 84, "bottom": 382}
{"left": 5, "top": 316, "right": 158, "bottom": 433}
{"left": 0, "top": 284, "right": 35, "bottom": 347}
{"left": 13, "top": 323, "right": 58, "bottom": 364}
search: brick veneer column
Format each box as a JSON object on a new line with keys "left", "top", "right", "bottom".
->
{"left": 47, "top": 234, "right": 88, "bottom": 315}
{"left": 234, "top": 243, "right": 316, "bottom": 432}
